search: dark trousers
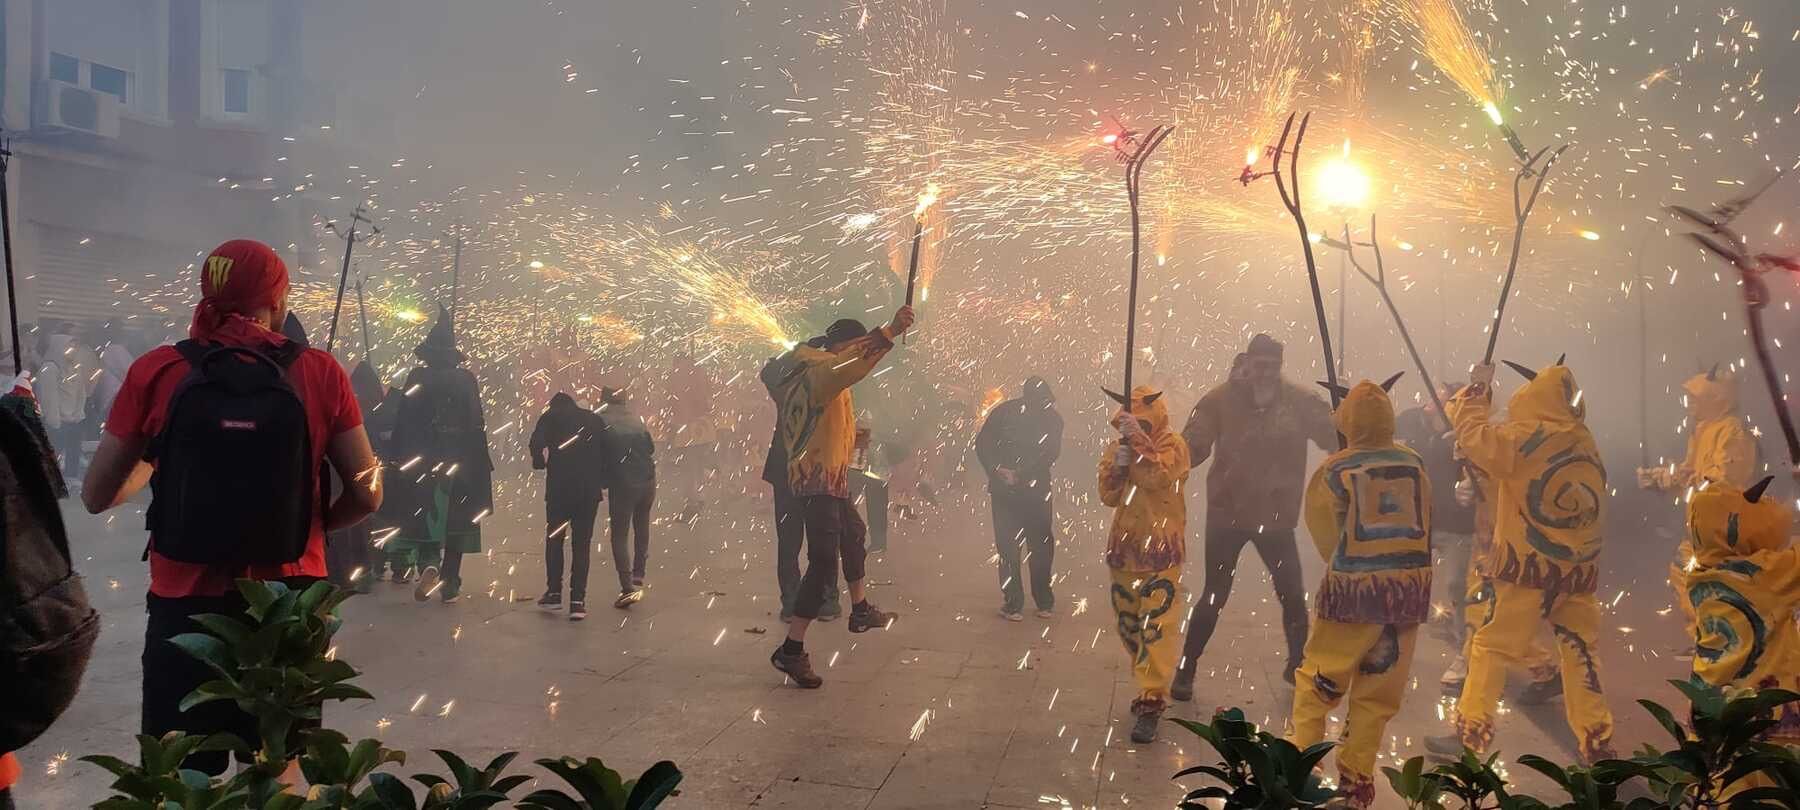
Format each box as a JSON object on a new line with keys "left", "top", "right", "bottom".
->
{"left": 1179, "top": 526, "right": 1310, "bottom": 670}
{"left": 608, "top": 480, "right": 655, "bottom": 592}
{"left": 793, "top": 495, "right": 868, "bottom": 620}
{"left": 326, "top": 522, "right": 373, "bottom": 591}
{"left": 142, "top": 578, "right": 323, "bottom": 775}
{"left": 546, "top": 495, "right": 602, "bottom": 602}
{"left": 774, "top": 483, "right": 838, "bottom": 618}
{"left": 991, "top": 486, "right": 1055, "bottom": 613}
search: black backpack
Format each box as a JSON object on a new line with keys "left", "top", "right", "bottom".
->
{"left": 0, "top": 394, "right": 99, "bottom": 752}
{"left": 145, "top": 340, "right": 314, "bottom": 566}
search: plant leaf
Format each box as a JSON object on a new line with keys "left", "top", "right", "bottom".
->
{"left": 623, "top": 761, "right": 682, "bottom": 809}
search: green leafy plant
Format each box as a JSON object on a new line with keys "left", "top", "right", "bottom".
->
{"left": 1607, "top": 678, "right": 1800, "bottom": 809}
{"left": 1385, "top": 750, "right": 1515, "bottom": 810}
{"left": 1506, "top": 755, "right": 1633, "bottom": 810}
{"left": 516, "top": 758, "right": 682, "bottom": 810}
{"left": 1169, "top": 708, "right": 1337, "bottom": 809}
{"left": 81, "top": 580, "right": 682, "bottom": 810}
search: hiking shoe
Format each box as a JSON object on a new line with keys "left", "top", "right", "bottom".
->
{"left": 1035, "top": 608, "right": 1055, "bottom": 619}
{"left": 1000, "top": 608, "right": 1024, "bottom": 622}
{"left": 848, "top": 602, "right": 896, "bottom": 633}
{"left": 613, "top": 589, "right": 644, "bottom": 609}
{"left": 771, "top": 647, "right": 823, "bottom": 688}
{"left": 537, "top": 592, "right": 563, "bottom": 611}
{"left": 1129, "top": 700, "right": 1164, "bottom": 744}
{"left": 1424, "top": 734, "right": 1466, "bottom": 761}
{"left": 569, "top": 602, "right": 588, "bottom": 621}
{"left": 1519, "top": 677, "right": 1563, "bottom": 705}
{"left": 413, "top": 566, "right": 441, "bottom": 601}
{"left": 1170, "top": 669, "right": 1196, "bottom": 702}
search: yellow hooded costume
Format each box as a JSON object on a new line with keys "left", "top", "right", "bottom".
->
{"left": 1686, "top": 477, "right": 1800, "bottom": 745}
{"left": 768, "top": 331, "right": 895, "bottom": 498}
{"left": 1097, "top": 385, "right": 1190, "bottom": 709}
{"left": 1447, "top": 361, "right": 1615, "bottom": 762}
{"left": 1648, "top": 370, "right": 1759, "bottom": 639}
{"left": 1290, "top": 378, "right": 1430, "bottom": 809}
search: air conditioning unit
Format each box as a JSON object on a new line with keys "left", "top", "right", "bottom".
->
{"left": 39, "top": 80, "right": 122, "bottom": 138}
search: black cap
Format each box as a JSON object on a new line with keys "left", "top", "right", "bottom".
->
{"left": 823, "top": 318, "right": 868, "bottom": 345}
{"left": 1247, "top": 333, "right": 1283, "bottom": 358}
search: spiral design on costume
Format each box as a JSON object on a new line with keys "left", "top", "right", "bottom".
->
{"left": 1524, "top": 450, "right": 1605, "bottom": 563}
{"left": 1687, "top": 580, "right": 1767, "bottom": 680}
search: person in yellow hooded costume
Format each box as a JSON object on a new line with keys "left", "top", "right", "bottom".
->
{"left": 1097, "top": 385, "right": 1190, "bottom": 744}
{"left": 1290, "top": 374, "right": 1431, "bottom": 809}
{"left": 1686, "top": 476, "right": 1800, "bottom": 751}
{"left": 1425, "top": 358, "right": 1616, "bottom": 763}
{"left": 1638, "top": 367, "right": 1759, "bottom": 643}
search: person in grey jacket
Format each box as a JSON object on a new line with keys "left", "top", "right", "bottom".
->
{"left": 598, "top": 386, "right": 656, "bottom": 609}
{"left": 974, "top": 376, "right": 1063, "bottom": 620}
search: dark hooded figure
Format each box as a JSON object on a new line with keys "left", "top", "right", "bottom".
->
{"left": 974, "top": 376, "right": 1064, "bottom": 619}
{"left": 529, "top": 391, "right": 608, "bottom": 619}
{"left": 281, "top": 312, "right": 310, "bottom": 346}
{"left": 386, "top": 305, "right": 494, "bottom": 603}
{"left": 596, "top": 386, "right": 656, "bottom": 609}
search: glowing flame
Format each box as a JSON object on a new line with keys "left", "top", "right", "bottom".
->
{"left": 1244, "top": 147, "right": 1260, "bottom": 167}
{"left": 395, "top": 308, "right": 426, "bottom": 324}
{"left": 914, "top": 183, "right": 942, "bottom": 217}
{"left": 1317, "top": 157, "right": 1372, "bottom": 210}
{"left": 1578, "top": 230, "right": 1601, "bottom": 241}
{"left": 1484, "top": 102, "right": 1504, "bottom": 126}
{"left": 977, "top": 386, "right": 1007, "bottom": 424}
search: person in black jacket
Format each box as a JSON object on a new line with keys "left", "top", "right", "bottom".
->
{"left": 974, "top": 376, "right": 1064, "bottom": 620}
{"left": 530, "top": 392, "right": 608, "bottom": 620}
{"left": 597, "top": 387, "right": 656, "bottom": 609}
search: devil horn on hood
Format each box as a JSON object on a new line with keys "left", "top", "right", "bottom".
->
{"left": 1315, "top": 381, "right": 1352, "bottom": 400}
{"left": 1503, "top": 360, "right": 1538, "bottom": 382}
{"left": 1379, "top": 371, "right": 1406, "bottom": 393}
{"left": 1102, "top": 388, "right": 1128, "bottom": 406}
{"left": 1554, "top": 353, "right": 1565, "bottom": 366}
{"left": 1707, "top": 363, "right": 1720, "bottom": 382}
{"left": 1744, "top": 476, "right": 1776, "bottom": 504}
{"left": 1142, "top": 391, "right": 1163, "bottom": 405}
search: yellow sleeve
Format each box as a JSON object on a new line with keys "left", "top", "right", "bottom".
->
{"left": 1127, "top": 431, "right": 1190, "bottom": 492}
{"left": 1447, "top": 388, "right": 1522, "bottom": 478}
{"left": 1097, "top": 441, "right": 1129, "bottom": 507}
{"left": 1698, "top": 420, "right": 1758, "bottom": 489}
{"left": 804, "top": 330, "right": 896, "bottom": 401}
{"left": 1302, "top": 462, "right": 1342, "bottom": 561}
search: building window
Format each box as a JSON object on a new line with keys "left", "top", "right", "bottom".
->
{"left": 222, "top": 68, "right": 250, "bottom": 114}
{"left": 88, "top": 63, "right": 131, "bottom": 103}
{"left": 49, "top": 52, "right": 79, "bottom": 84}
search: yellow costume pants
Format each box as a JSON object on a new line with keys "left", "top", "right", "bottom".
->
{"left": 1457, "top": 580, "right": 1615, "bottom": 761}
{"left": 1669, "top": 540, "right": 1697, "bottom": 643}
{"left": 1290, "top": 621, "right": 1417, "bottom": 809}
{"left": 1462, "top": 576, "right": 1558, "bottom": 683}
{"left": 1110, "top": 566, "right": 1182, "bottom": 705}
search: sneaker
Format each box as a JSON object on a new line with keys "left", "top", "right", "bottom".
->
{"left": 1129, "top": 700, "right": 1164, "bottom": 744}
{"left": 1035, "top": 608, "right": 1055, "bottom": 619}
{"left": 1000, "top": 608, "right": 1024, "bottom": 622}
{"left": 537, "top": 592, "right": 563, "bottom": 611}
{"left": 569, "top": 602, "right": 588, "bottom": 621}
{"left": 413, "top": 566, "right": 441, "bottom": 602}
{"left": 848, "top": 602, "right": 896, "bottom": 633}
{"left": 1424, "top": 734, "right": 1466, "bottom": 761}
{"left": 1440, "top": 655, "right": 1469, "bottom": 695}
{"left": 1519, "top": 677, "right": 1563, "bottom": 705}
{"left": 613, "top": 590, "right": 644, "bottom": 609}
{"left": 1170, "top": 669, "right": 1196, "bottom": 702}
{"left": 771, "top": 646, "right": 823, "bottom": 688}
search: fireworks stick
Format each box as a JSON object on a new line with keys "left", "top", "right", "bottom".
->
{"left": 326, "top": 206, "right": 379, "bottom": 354}
{"left": 904, "top": 218, "right": 923, "bottom": 307}
{"left": 1481, "top": 143, "right": 1568, "bottom": 365}
{"left": 355, "top": 275, "right": 372, "bottom": 362}
{"left": 1687, "top": 231, "right": 1800, "bottom": 466}
{"left": 1102, "top": 123, "right": 1174, "bottom": 407}
{"left": 1336, "top": 217, "right": 1443, "bottom": 418}
{"left": 1262, "top": 113, "right": 1343, "bottom": 420}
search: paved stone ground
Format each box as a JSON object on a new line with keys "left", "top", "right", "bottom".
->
{"left": 17, "top": 472, "right": 1691, "bottom": 809}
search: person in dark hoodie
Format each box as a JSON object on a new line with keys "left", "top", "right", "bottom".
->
{"left": 387, "top": 305, "right": 494, "bottom": 604}
{"left": 597, "top": 386, "right": 656, "bottom": 609}
{"left": 530, "top": 392, "right": 608, "bottom": 620}
{"left": 975, "top": 376, "right": 1064, "bottom": 620}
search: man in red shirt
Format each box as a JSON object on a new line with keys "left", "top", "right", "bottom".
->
{"left": 81, "top": 239, "right": 381, "bottom": 774}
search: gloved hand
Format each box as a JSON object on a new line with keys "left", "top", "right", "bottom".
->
{"left": 1118, "top": 414, "right": 1146, "bottom": 443}
{"left": 1454, "top": 476, "right": 1475, "bottom": 507}
{"left": 1113, "top": 444, "right": 1133, "bottom": 469}
{"left": 1469, "top": 363, "right": 1495, "bottom": 388}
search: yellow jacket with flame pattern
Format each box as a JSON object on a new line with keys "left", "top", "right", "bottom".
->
{"left": 1097, "top": 386, "right": 1190, "bottom": 572}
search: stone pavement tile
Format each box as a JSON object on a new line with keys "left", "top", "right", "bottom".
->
{"left": 865, "top": 731, "right": 1010, "bottom": 810}
{"left": 750, "top": 777, "right": 876, "bottom": 809}
{"left": 890, "top": 647, "right": 969, "bottom": 679}
{"left": 773, "top": 735, "right": 906, "bottom": 790}
{"left": 676, "top": 748, "right": 788, "bottom": 806}
{"left": 984, "top": 723, "right": 1105, "bottom": 809}
{"left": 1096, "top": 744, "right": 1190, "bottom": 809}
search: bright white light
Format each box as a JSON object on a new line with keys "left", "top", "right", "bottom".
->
{"left": 1317, "top": 158, "right": 1371, "bottom": 210}
{"left": 528, "top": 260, "right": 545, "bottom": 269}
{"left": 1483, "top": 101, "right": 1504, "bottom": 126}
